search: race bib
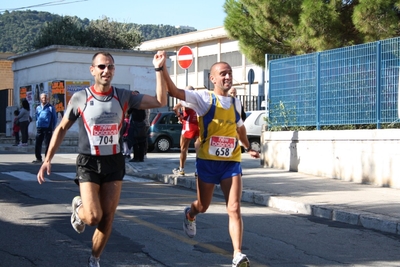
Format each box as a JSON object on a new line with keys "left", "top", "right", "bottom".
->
{"left": 90, "top": 123, "right": 118, "bottom": 146}
{"left": 208, "top": 136, "right": 235, "bottom": 157}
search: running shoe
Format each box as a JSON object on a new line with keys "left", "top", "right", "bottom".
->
{"left": 71, "top": 196, "right": 85, "bottom": 233}
{"left": 232, "top": 252, "right": 250, "bottom": 267}
{"left": 173, "top": 167, "right": 185, "bottom": 175}
{"left": 183, "top": 206, "right": 196, "bottom": 238}
{"left": 32, "top": 159, "right": 42, "bottom": 164}
{"left": 88, "top": 255, "right": 100, "bottom": 267}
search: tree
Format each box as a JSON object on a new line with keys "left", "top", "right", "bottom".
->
{"left": 224, "top": 0, "right": 400, "bottom": 67}
{"left": 32, "top": 16, "right": 87, "bottom": 48}
{"left": 353, "top": 0, "right": 400, "bottom": 42}
{"left": 85, "top": 17, "right": 143, "bottom": 49}
{"left": 224, "top": 0, "right": 303, "bottom": 66}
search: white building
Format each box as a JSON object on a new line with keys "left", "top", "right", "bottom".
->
{"left": 139, "top": 26, "right": 265, "bottom": 110}
{"left": 8, "top": 45, "right": 162, "bottom": 137}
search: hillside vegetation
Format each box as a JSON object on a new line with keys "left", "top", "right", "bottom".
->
{"left": 0, "top": 10, "right": 196, "bottom": 54}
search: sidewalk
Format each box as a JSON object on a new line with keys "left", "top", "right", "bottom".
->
{"left": 125, "top": 151, "right": 400, "bottom": 236}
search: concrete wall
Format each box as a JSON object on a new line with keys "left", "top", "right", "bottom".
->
{"left": 260, "top": 128, "right": 400, "bottom": 188}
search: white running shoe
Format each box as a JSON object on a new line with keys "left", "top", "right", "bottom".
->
{"left": 88, "top": 255, "right": 100, "bottom": 267}
{"left": 173, "top": 167, "right": 185, "bottom": 175}
{"left": 183, "top": 206, "right": 196, "bottom": 238}
{"left": 71, "top": 196, "right": 85, "bottom": 233}
{"left": 232, "top": 252, "right": 250, "bottom": 267}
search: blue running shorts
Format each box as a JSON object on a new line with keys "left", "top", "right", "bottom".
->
{"left": 196, "top": 158, "right": 242, "bottom": 184}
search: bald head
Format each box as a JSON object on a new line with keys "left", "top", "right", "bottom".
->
{"left": 209, "top": 62, "right": 233, "bottom": 94}
{"left": 210, "top": 62, "right": 231, "bottom": 75}
{"left": 228, "top": 88, "right": 237, "bottom": 97}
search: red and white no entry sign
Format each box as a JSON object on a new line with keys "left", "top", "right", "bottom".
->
{"left": 177, "top": 46, "right": 193, "bottom": 69}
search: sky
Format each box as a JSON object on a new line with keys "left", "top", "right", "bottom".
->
{"left": 1, "top": 0, "right": 227, "bottom": 31}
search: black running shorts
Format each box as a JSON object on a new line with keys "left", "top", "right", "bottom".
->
{"left": 75, "top": 153, "right": 125, "bottom": 185}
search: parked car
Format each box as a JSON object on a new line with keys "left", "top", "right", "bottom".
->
{"left": 241, "top": 110, "right": 267, "bottom": 153}
{"left": 147, "top": 111, "right": 194, "bottom": 152}
{"left": 245, "top": 111, "right": 252, "bottom": 120}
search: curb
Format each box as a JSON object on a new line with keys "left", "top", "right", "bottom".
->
{"left": 125, "top": 163, "right": 400, "bottom": 236}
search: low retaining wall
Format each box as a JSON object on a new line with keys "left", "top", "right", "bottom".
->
{"left": 260, "top": 127, "right": 400, "bottom": 188}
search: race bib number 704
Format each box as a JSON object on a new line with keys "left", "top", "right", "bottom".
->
{"left": 208, "top": 136, "right": 235, "bottom": 157}
{"left": 91, "top": 123, "right": 118, "bottom": 146}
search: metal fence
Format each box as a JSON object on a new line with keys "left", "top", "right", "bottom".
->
{"left": 268, "top": 37, "right": 400, "bottom": 129}
{"left": 168, "top": 94, "right": 264, "bottom": 113}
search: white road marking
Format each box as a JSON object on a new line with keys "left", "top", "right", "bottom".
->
{"left": 3, "top": 171, "right": 153, "bottom": 183}
{"left": 2, "top": 171, "right": 52, "bottom": 182}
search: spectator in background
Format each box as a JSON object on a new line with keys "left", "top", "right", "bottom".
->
{"left": 16, "top": 99, "right": 31, "bottom": 146}
{"left": 12, "top": 110, "right": 21, "bottom": 146}
{"left": 32, "top": 93, "right": 57, "bottom": 163}
{"left": 122, "top": 112, "right": 131, "bottom": 158}
{"left": 228, "top": 87, "right": 247, "bottom": 121}
{"left": 128, "top": 93, "right": 148, "bottom": 162}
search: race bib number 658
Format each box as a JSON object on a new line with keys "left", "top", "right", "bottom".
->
{"left": 208, "top": 136, "right": 235, "bottom": 157}
{"left": 91, "top": 123, "right": 118, "bottom": 146}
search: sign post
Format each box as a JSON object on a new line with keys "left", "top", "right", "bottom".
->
{"left": 247, "top": 68, "right": 255, "bottom": 110}
{"left": 177, "top": 46, "right": 194, "bottom": 86}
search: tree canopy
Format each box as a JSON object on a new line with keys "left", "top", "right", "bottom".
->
{"left": 32, "top": 16, "right": 144, "bottom": 50}
{"left": 224, "top": 0, "right": 400, "bottom": 67}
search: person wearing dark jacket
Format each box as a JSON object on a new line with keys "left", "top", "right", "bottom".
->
{"left": 128, "top": 93, "right": 148, "bottom": 162}
{"left": 32, "top": 93, "right": 57, "bottom": 163}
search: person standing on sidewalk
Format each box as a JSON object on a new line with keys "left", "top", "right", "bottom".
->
{"left": 128, "top": 103, "right": 147, "bottom": 162}
{"left": 172, "top": 85, "right": 199, "bottom": 176}
{"left": 37, "top": 50, "right": 167, "bottom": 267}
{"left": 228, "top": 87, "right": 247, "bottom": 121}
{"left": 121, "top": 112, "right": 131, "bottom": 158}
{"left": 16, "top": 99, "right": 31, "bottom": 146}
{"left": 12, "top": 110, "right": 21, "bottom": 146}
{"left": 32, "top": 93, "right": 57, "bottom": 163}
{"left": 161, "top": 59, "right": 259, "bottom": 267}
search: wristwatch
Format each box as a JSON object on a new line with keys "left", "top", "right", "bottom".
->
{"left": 244, "top": 147, "right": 252, "bottom": 152}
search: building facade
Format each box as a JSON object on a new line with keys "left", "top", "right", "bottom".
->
{"left": 139, "top": 26, "right": 265, "bottom": 110}
{"left": 7, "top": 45, "right": 163, "bottom": 137}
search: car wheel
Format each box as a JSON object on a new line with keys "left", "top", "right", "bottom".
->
{"left": 249, "top": 138, "right": 261, "bottom": 153}
{"left": 155, "top": 136, "right": 171, "bottom": 152}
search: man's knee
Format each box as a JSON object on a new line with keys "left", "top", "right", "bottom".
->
{"left": 84, "top": 210, "right": 103, "bottom": 226}
{"left": 194, "top": 202, "right": 210, "bottom": 213}
{"left": 226, "top": 201, "right": 241, "bottom": 216}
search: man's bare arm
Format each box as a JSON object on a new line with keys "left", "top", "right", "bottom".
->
{"left": 37, "top": 116, "right": 74, "bottom": 183}
{"left": 160, "top": 56, "right": 186, "bottom": 100}
{"left": 139, "top": 51, "right": 168, "bottom": 109}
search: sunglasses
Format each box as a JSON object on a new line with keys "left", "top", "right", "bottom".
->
{"left": 94, "top": 64, "right": 115, "bottom": 70}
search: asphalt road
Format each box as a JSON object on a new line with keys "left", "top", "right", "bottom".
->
{"left": 1, "top": 151, "right": 400, "bottom": 267}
